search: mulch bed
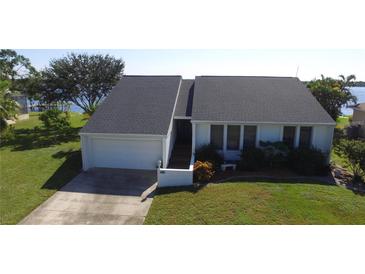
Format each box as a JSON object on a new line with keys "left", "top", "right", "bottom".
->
{"left": 211, "top": 168, "right": 335, "bottom": 185}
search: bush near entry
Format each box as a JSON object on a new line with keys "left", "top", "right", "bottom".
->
{"left": 193, "top": 161, "right": 215, "bottom": 182}
{"left": 195, "top": 144, "right": 223, "bottom": 170}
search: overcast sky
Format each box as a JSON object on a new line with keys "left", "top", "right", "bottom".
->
{"left": 16, "top": 49, "right": 365, "bottom": 81}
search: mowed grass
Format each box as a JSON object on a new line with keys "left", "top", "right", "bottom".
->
{"left": 145, "top": 182, "right": 365, "bottom": 225}
{"left": 0, "top": 112, "right": 86, "bottom": 224}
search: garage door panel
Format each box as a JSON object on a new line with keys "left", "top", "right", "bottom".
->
{"left": 91, "top": 138, "right": 162, "bottom": 170}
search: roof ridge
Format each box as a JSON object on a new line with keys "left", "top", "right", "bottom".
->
{"left": 197, "top": 75, "right": 297, "bottom": 78}
{"left": 123, "top": 75, "right": 182, "bottom": 77}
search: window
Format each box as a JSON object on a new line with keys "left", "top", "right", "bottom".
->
{"left": 210, "top": 125, "right": 223, "bottom": 150}
{"left": 243, "top": 125, "right": 257, "bottom": 147}
{"left": 227, "top": 125, "right": 240, "bottom": 150}
{"left": 283, "top": 126, "right": 296, "bottom": 148}
{"left": 299, "top": 127, "right": 312, "bottom": 148}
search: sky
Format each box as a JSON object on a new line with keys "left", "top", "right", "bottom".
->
{"left": 16, "top": 49, "right": 365, "bottom": 81}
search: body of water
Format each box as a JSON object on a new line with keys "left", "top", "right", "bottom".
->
{"left": 342, "top": 87, "right": 365, "bottom": 115}
{"left": 29, "top": 86, "right": 365, "bottom": 115}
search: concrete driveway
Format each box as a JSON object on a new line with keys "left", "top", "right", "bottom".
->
{"left": 20, "top": 168, "right": 157, "bottom": 225}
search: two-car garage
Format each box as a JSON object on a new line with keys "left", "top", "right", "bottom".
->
{"left": 81, "top": 134, "right": 163, "bottom": 171}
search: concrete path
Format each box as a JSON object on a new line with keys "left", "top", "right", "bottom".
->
{"left": 20, "top": 168, "right": 157, "bottom": 225}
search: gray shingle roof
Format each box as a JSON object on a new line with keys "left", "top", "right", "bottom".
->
{"left": 192, "top": 76, "right": 335, "bottom": 124}
{"left": 174, "top": 79, "right": 194, "bottom": 117}
{"left": 81, "top": 76, "right": 182, "bottom": 135}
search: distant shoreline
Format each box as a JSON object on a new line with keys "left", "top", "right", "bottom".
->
{"left": 301, "top": 81, "right": 365, "bottom": 87}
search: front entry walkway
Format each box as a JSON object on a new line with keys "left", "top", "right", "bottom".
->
{"left": 20, "top": 168, "right": 157, "bottom": 225}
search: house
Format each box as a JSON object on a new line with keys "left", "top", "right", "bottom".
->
{"left": 350, "top": 102, "right": 365, "bottom": 137}
{"left": 80, "top": 75, "right": 336, "bottom": 187}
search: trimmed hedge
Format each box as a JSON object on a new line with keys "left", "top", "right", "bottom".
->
{"left": 238, "top": 147, "right": 265, "bottom": 171}
{"left": 287, "top": 147, "right": 328, "bottom": 175}
{"left": 195, "top": 144, "right": 223, "bottom": 170}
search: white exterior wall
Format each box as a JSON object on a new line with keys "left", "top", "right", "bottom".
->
{"left": 158, "top": 168, "right": 193, "bottom": 187}
{"left": 193, "top": 122, "right": 335, "bottom": 162}
{"left": 259, "top": 124, "right": 282, "bottom": 142}
{"left": 158, "top": 155, "right": 194, "bottom": 187}
{"left": 312, "top": 125, "right": 335, "bottom": 154}
{"left": 81, "top": 135, "right": 93, "bottom": 170}
{"left": 81, "top": 134, "right": 163, "bottom": 171}
{"left": 195, "top": 123, "right": 210, "bottom": 149}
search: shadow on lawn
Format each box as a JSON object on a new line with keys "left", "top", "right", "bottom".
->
{"left": 41, "top": 149, "right": 82, "bottom": 190}
{"left": 155, "top": 184, "right": 207, "bottom": 196}
{"left": 2, "top": 126, "right": 81, "bottom": 151}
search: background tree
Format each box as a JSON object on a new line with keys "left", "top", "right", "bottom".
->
{"left": 307, "top": 74, "right": 357, "bottom": 120}
{"left": 0, "top": 80, "right": 19, "bottom": 129}
{"left": 0, "top": 49, "right": 37, "bottom": 89}
{"left": 0, "top": 50, "right": 37, "bottom": 128}
{"left": 39, "top": 53, "right": 125, "bottom": 115}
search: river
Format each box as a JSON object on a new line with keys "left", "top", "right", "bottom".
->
{"left": 30, "top": 86, "right": 365, "bottom": 115}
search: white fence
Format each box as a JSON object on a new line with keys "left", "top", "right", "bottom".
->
{"left": 157, "top": 156, "right": 194, "bottom": 187}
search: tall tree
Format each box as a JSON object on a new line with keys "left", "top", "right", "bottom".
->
{"left": 0, "top": 50, "right": 37, "bottom": 127}
{"left": 0, "top": 49, "right": 40, "bottom": 100}
{"left": 307, "top": 75, "right": 357, "bottom": 120}
{"left": 0, "top": 80, "right": 19, "bottom": 128}
{"left": 40, "top": 53, "right": 125, "bottom": 114}
{"left": 0, "top": 49, "right": 36, "bottom": 82}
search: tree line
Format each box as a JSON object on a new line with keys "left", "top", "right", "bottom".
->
{"left": 0, "top": 50, "right": 124, "bottom": 126}
{"left": 0, "top": 49, "right": 359, "bottom": 129}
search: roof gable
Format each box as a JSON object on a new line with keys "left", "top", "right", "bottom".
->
{"left": 81, "top": 76, "right": 182, "bottom": 135}
{"left": 191, "top": 76, "right": 335, "bottom": 124}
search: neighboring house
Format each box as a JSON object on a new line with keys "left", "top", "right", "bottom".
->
{"left": 350, "top": 102, "right": 365, "bottom": 137}
{"left": 80, "top": 75, "right": 335, "bottom": 187}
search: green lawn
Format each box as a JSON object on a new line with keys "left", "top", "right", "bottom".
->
{"left": 145, "top": 182, "right": 365, "bottom": 224}
{"left": 0, "top": 112, "right": 86, "bottom": 224}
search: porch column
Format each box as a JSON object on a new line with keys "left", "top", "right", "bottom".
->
{"left": 162, "top": 137, "right": 167, "bottom": 168}
{"left": 256, "top": 125, "right": 261, "bottom": 147}
{"left": 239, "top": 125, "right": 244, "bottom": 150}
{"left": 223, "top": 124, "right": 227, "bottom": 158}
{"left": 191, "top": 122, "right": 196, "bottom": 156}
{"left": 294, "top": 126, "right": 300, "bottom": 147}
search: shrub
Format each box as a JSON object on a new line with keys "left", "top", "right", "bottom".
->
{"left": 39, "top": 109, "right": 71, "bottom": 131}
{"left": 287, "top": 147, "right": 328, "bottom": 175}
{"left": 346, "top": 125, "right": 361, "bottom": 139}
{"left": 334, "top": 139, "right": 365, "bottom": 183}
{"left": 195, "top": 144, "right": 223, "bottom": 170}
{"left": 193, "top": 161, "right": 215, "bottom": 182}
{"left": 260, "top": 141, "right": 289, "bottom": 168}
{"left": 333, "top": 128, "right": 346, "bottom": 145}
{"left": 238, "top": 147, "right": 266, "bottom": 171}
{"left": 0, "top": 125, "right": 15, "bottom": 144}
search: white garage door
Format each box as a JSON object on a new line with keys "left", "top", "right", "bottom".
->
{"left": 91, "top": 138, "right": 162, "bottom": 170}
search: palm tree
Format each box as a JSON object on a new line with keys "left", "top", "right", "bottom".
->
{"left": 339, "top": 74, "right": 356, "bottom": 91}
